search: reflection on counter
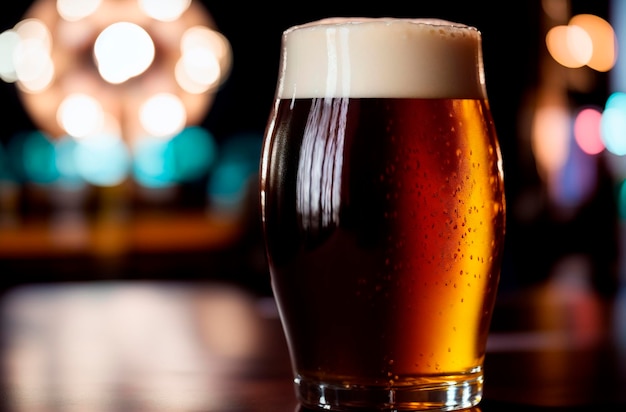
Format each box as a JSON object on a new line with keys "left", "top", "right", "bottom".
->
{"left": 0, "top": 281, "right": 294, "bottom": 412}
{"left": 486, "top": 264, "right": 626, "bottom": 408}
{"left": 1, "top": 275, "right": 625, "bottom": 411}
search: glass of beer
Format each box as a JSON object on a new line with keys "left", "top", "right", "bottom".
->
{"left": 259, "top": 17, "right": 506, "bottom": 411}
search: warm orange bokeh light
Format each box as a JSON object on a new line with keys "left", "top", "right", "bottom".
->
{"left": 546, "top": 24, "right": 591, "bottom": 69}
{"left": 1, "top": 0, "right": 231, "bottom": 146}
{"left": 545, "top": 13, "right": 616, "bottom": 72}
{"left": 569, "top": 14, "right": 617, "bottom": 72}
{"left": 532, "top": 104, "right": 571, "bottom": 177}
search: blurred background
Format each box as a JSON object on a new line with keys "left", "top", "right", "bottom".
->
{"left": 0, "top": 0, "right": 623, "bottom": 299}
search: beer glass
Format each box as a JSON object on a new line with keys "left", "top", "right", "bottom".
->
{"left": 259, "top": 17, "right": 506, "bottom": 411}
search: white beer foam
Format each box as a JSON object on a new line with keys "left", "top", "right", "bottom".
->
{"left": 277, "top": 18, "right": 487, "bottom": 99}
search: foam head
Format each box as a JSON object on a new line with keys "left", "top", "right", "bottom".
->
{"left": 276, "top": 18, "right": 487, "bottom": 99}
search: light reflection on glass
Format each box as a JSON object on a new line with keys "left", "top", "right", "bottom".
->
{"left": 296, "top": 98, "right": 346, "bottom": 231}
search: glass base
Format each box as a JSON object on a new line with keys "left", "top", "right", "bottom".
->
{"left": 294, "top": 371, "right": 483, "bottom": 411}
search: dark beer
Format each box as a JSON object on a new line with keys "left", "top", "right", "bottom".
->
{"left": 260, "top": 18, "right": 505, "bottom": 410}
{"left": 262, "top": 96, "right": 505, "bottom": 383}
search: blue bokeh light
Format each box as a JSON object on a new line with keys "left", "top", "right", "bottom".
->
{"left": 7, "top": 130, "right": 58, "bottom": 184}
{"left": 207, "top": 132, "right": 262, "bottom": 208}
{"left": 168, "top": 126, "right": 218, "bottom": 182}
{"left": 133, "top": 135, "right": 172, "bottom": 188}
{"left": 601, "top": 92, "right": 626, "bottom": 156}
{"left": 133, "top": 126, "right": 217, "bottom": 188}
{"left": 55, "top": 135, "right": 87, "bottom": 189}
{"left": 74, "top": 132, "right": 131, "bottom": 187}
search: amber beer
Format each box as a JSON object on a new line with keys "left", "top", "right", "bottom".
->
{"left": 260, "top": 18, "right": 505, "bottom": 411}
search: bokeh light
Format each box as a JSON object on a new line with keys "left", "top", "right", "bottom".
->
{"left": 55, "top": 135, "right": 86, "bottom": 188}
{"left": 551, "top": 139, "right": 597, "bottom": 209}
{"left": 207, "top": 133, "right": 263, "bottom": 209}
{"left": 133, "top": 136, "right": 173, "bottom": 188}
{"left": 7, "top": 130, "right": 58, "bottom": 184}
{"left": 133, "top": 126, "right": 217, "bottom": 188}
{"left": 176, "top": 26, "right": 232, "bottom": 94}
{"left": 570, "top": 14, "right": 617, "bottom": 72}
{"left": 0, "top": 30, "right": 21, "bottom": 83}
{"left": 74, "top": 132, "right": 131, "bottom": 187}
{"left": 618, "top": 179, "right": 626, "bottom": 220}
{"left": 139, "top": 0, "right": 191, "bottom": 22}
{"left": 11, "top": 18, "right": 54, "bottom": 93}
{"left": 0, "top": 0, "right": 233, "bottom": 191}
{"left": 574, "top": 106, "right": 605, "bottom": 155}
{"left": 57, "top": 93, "right": 105, "bottom": 138}
{"left": 532, "top": 103, "right": 571, "bottom": 177}
{"left": 169, "top": 126, "right": 218, "bottom": 182}
{"left": 546, "top": 25, "right": 591, "bottom": 68}
{"left": 93, "top": 22, "right": 155, "bottom": 85}
{"left": 546, "top": 14, "right": 617, "bottom": 72}
{"left": 601, "top": 92, "right": 626, "bottom": 156}
{"left": 139, "top": 93, "right": 187, "bottom": 138}
{"left": 56, "top": 0, "right": 102, "bottom": 22}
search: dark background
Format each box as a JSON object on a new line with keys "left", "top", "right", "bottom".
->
{"left": 0, "top": 1, "right": 619, "bottom": 297}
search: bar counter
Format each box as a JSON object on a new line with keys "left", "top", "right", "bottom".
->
{"left": 0, "top": 270, "right": 624, "bottom": 412}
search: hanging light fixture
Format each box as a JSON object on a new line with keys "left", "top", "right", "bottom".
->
{"left": 0, "top": 0, "right": 231, "bottom": 144}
